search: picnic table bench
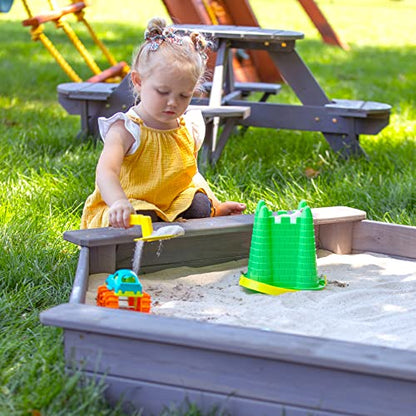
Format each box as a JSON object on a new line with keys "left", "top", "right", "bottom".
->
{"left": 57, "top": 77, "right": 250, "bottom": 162}
{"left": 57, "top": 24, "right": 391, "bottom": 165}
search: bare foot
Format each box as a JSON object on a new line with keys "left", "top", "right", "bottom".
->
{"left": 175, "top": 217, "right": 188, "bottom": 223}
{"left": 216, "top": 201, "right": 246, "bottom": 216}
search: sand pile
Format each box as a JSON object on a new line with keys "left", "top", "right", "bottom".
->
{"left": 87, "top": 250, "right": 416, "bottom": 351}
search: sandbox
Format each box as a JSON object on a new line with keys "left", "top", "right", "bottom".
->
{"left": 40, "top": 207, "right": 416, "bottom": 416}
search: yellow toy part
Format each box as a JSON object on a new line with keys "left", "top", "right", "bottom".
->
{"left": 239, "top": 275, "right": 297, "bottom": 296}
{"left": 130, "top": 214, "right": 185, "bottom": 242}
{"left": 130, "top": 214, "right": 153, "bottom": 238}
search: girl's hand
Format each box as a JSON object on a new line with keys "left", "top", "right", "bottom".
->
{"left": 108, "top": 199, "right": 135, "bottom": 228}
{"left": 215, "top": 201, "right": 246, "bottom": 216}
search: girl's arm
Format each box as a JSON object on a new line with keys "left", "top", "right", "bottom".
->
{"left": 96, "top": 120, "right": 135, "bottom": 228}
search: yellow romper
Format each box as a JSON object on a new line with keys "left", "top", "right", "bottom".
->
{"left": 80, "top": 110, "right": 209, "bottom": 229}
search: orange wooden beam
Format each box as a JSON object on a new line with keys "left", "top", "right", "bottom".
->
{"left": 161, "top": 0, "right": 283, "bottom": 83}
{"left": 297, "top": 0, "right": 349, "bottom": 50}
{"left": 22, "top": 2, "right": 86, "bottom": 27}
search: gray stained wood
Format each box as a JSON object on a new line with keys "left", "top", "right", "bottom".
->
{"left": 42, "top": 206, "right": 416, "bottom": 415}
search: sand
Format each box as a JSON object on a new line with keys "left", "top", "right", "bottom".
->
{"left": 87, "top": 250, "right": 416, "bottom": 351}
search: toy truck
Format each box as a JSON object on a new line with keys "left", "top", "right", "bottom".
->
{"left": 96, "top": 269, "right": 151, "bottom": 313}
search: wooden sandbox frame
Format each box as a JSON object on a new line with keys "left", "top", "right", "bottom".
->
{"left": 40, "top": 207, "right": 416, "bottom": 416}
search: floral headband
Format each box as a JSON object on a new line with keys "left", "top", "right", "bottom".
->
{"left": 144, "top": 27, "right": 183, "bottom": 51}
{"left": 144, "top": 27, "right": 212, "bottom": 60}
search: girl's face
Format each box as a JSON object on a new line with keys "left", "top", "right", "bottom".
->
{"left": 132, "top": 65, "right": 197, "bottom": 130}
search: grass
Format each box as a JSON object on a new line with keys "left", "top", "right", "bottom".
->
{"left": 0, "top": 0, "right": 415, "bottom": 414}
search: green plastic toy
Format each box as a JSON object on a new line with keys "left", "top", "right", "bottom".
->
{"left": 239, "top": 200, "right": 326, "bottom": 295}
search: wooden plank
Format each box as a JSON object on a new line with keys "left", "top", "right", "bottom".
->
{"left": 89, "top": 245, "right": 116, "bottom": 274}
{"left": 57, "top": 82, "right": 117, "bottom": 101}
{"left": 22, "top": 2, "right": 86, "bottom": 26}
{"left": 114, "top": 230, "right": 250, "bottom": 272}
{"left": 326, "top": 99, "right": 391, "bottom": 117}
{"left": 174, "top": 25, "right": 304, "bottom": 41}
{"left": 188, "top": 105, "right": 251, "bottom": 119}
{"left": 44, "top": 304, "right": 416, "bottom": 381}
{"left": 69, "top": 246, "right": 89, "bottom": 304}
{"left": 92, "top": 373, "right": 340, "bottom": 416}
{"left": 297, "top": 0, "right": 349, "bottom": 50}
{"left": 318, "top": 222, "right": 354, "bottom": 254}
{"left": 352, "top": 220, "right": 416, "bottom": 260}
{"left": 311, "top": 206, "right": 366, "bottom": 224}
{"left": 64, "top": 214, "right": 255, "bottom": 247}
{"left": 64, "top": 207, "right": 367, "bottom": 248}
{"left": 203, "top": 81, "right": 282, "bottom": 94}
{"left": 40, "top": 303, "right": 416, "bottom": 416}
{"left": 44, "top": 211, "right": 416, "bottom": 415}
{"left": 316, "top": 207, "right": 366, "bottom": 254}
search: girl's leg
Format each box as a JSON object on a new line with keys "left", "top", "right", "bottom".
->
{"left": 179, "top": 192, "right": 212, "bottom": 219}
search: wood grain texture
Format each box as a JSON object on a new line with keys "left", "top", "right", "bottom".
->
{"left": 40, "top": 303, "right": 416, "bottom": 416}
{"left": 352, "top": 220, "right": 416, "bottom": 259}
{"left": 48, "top": 212, "right": 416, "bottom": 415}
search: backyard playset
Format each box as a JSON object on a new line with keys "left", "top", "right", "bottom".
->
{"left": 40, "top": 204, "right": 416, "bottom": 416}
{"left": 1, "top": 0, "right": 387, "bottom": 162}
{"left": 1, "top": 0, "right": 130, "bottom": 82}
{"left": 1, "top": 0, "right": 348, "bottom": 83}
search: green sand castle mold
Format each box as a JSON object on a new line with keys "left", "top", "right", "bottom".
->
{"left": 240, "top": 200, "right": 326, "bottom": 295}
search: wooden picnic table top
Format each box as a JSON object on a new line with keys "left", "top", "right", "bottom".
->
{"left": 174, "top": 24, "right": 304, "bottom": 42}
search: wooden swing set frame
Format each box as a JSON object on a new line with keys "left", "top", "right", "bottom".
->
{"left": 20, "top": 0, "right": 129, "bottom": 83}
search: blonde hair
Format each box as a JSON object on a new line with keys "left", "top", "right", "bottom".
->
{"left": 131, "top": 17, "right": 211, "bottom": 100}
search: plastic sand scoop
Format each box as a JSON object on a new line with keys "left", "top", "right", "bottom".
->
{"left": 130, "top": 214, "right": 184, "bottom": 242}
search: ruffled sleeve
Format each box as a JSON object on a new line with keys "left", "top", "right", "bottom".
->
{"left": 98, "top": 109, "right": 141, "bottom": 154}
{"left": 184, "top": 109, "right": 206, "bottom": 151}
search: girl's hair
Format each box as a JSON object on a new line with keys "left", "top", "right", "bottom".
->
{"left": 131, "top": 17, "right": 212, "bottom": 99}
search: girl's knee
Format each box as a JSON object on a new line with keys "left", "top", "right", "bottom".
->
{"left": 180, "top": 192, "right": 211, "bottom": 219}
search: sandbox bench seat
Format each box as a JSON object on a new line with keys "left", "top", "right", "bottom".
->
{"left": 62, "top": 206, "right": 368, "bottom": 276}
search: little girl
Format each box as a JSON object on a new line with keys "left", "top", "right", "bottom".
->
{"left": 81, "top": 17, "right": 246, "bottom": 229}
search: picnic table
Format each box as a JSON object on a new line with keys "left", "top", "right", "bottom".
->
{"left": 57, "top": 24, "right": 391, "bottom": 166}
{"left": 176, "top": 24, "right": 391, "bottom": 164}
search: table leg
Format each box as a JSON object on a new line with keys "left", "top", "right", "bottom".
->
{"left": 209, "top": 41, "right": 229, "bottom": 152}
{"left": 269, "top": 49, "right": 329, "bottom": 106}
{"left": 199, "top": 120, "right": 214, "bottom": 172}
{"left": 269, "top": 49, "right": 365, "bottom": 156}
{"left": 211, "top": 119, "right": 238, "bottom": 165}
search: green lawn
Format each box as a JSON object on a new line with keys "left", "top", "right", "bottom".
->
{"left": 0, "top": 0, "right": 415, "bottom": 415}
